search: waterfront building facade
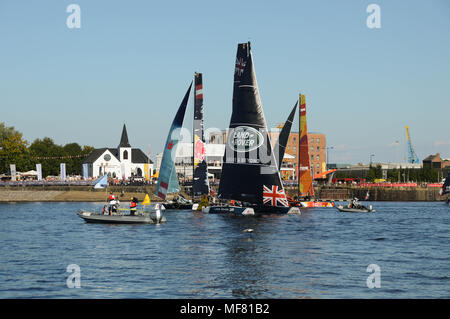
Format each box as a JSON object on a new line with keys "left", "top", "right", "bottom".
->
{"left": 268, "top": 130, "right": 327, "bottom": 180}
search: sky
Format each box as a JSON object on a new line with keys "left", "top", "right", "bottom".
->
{"left": 0, "top": 0, "right": 449, "bottom": 164}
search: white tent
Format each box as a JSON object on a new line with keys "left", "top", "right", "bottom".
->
{"left": 20, "top": 170, "right": 38, "bottom": 177}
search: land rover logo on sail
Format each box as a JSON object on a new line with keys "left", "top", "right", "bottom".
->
{"left": 228, "top": 126, "right": 264, "bottom": 152}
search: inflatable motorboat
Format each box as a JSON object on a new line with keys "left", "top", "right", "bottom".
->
{"left": 77, "top": 203, "right": 166, "bottom": 224}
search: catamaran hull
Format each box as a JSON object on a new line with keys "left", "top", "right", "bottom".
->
{"left": 163, "top": 203, "right": 193, "bottom": 210}
{"left": 336, "top": 205, "right": 375, "bottom": 213}
{"left": 299, "top": 201, "right": 335, "bottom": 208}
{"left": 77, "top": 210, "right": 166, "bottom": 224}
{"left": 207, "top": 205, "right": 300, "bottom": 215}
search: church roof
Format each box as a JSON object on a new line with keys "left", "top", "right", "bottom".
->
{"left": 119, "top": 124, "right": 131, "bottom": 148}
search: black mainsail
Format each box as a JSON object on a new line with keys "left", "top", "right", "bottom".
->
{"left": 193, "top": 72, "right": 210, "bottom": 196}
{"left": 218, "top": 42, "right": 289, "bottom": 208}
{"left": 274, "top": 101, "right": 298, "bottom": 171}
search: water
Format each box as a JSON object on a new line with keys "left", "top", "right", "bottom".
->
{"left": 0, "top": 202, "right": 449, "bottom": 298}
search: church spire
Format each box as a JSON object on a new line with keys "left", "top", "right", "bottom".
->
{"left": 119, "top": 124, "right": 131, "bottom": 148}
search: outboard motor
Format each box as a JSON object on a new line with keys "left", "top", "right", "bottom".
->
{"left": 155, "top": 208, "right": 162, "bottom": 223}
{"left": 369, "top": 205, "right": 373, "bottom": 211}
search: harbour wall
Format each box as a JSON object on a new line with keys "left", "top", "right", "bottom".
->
{"left": 0, "top": 185, "right": 162, "bottom": 202}
{"left": 0, "top": 185, "right": 445, "bottom": 202}
{"left": 285, "top": 186, "right": 443, "bottom": 202}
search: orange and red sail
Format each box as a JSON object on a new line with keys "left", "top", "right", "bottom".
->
{"left": 298, "top": 94, "right": 314, "bottom": 197}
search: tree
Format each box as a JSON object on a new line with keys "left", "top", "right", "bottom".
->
{"left": 0, "top": 129, "right": 32, "bottom": 173}
{"left": 29, "top": 137, "right": 63, "bottom": 176}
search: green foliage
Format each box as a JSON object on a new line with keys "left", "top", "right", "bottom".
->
{"left": 29, "top": 138, "right": 94, "bottom": 177}
{"left": 1, "top": 122, "right": 94, "bottom": 177}
{"left": 0, "top": 123, "right": 32, "bottom": 173}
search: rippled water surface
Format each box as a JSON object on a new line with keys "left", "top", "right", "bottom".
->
{"left": 0, "top": 202, "right": 449, "bottom": 298}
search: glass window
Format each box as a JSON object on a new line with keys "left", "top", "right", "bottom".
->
{"left": 317, "top": 146, "right": 320, "bottom": 152}
{"left": 316, "top": 155, "right": 320, "bottom": 160}
{"left": 123, "top": 150, "right": 128, "bottom": 160}
{"left": 311, "top": 155, "right": 314, "bottom": 161}
{"left": 317, "top": 138, "right": 320, "bottom": 144}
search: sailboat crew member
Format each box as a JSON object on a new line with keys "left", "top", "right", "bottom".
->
{"left": 130, "top": 197, "right": 138, "bottom": 216}
{"left": 108, "top": 192, "right": 115, "bottom": 202}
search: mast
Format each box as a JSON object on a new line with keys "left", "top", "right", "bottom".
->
{"left": 297, "top": 94, "right": 300, "bottom": 201}
{"left": 192, "top": 72, "right": 210, "bottom": 197}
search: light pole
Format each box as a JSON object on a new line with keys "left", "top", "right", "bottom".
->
{"left": 370, "top": 154, "right": 375, "bottom": 166}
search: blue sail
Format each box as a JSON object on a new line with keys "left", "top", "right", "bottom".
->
{"left": 155, "top": 82, "right": 192, "bottom": 200}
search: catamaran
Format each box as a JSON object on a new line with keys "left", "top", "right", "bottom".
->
{"left": 191, "top": 72, "right": 211, "bottom": 211}
{"left": 440, "top": 172, "right": 450, "bottom": 205}
{"left": 155, "top": 82, "right": 194, "bottom": 209}
{"left": 296, "top": 94, "right": 334, "bottom": 208}
{"left": 208, "top": 42, "right": 300, "bottom": 215}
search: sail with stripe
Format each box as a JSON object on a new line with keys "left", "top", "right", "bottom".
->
{"left": 155, "top": 82, "right": 193, "bottom": 200}
{"left": 298, "top": 94, "right": 315, "bottom": 197}
{"left": 193, "top": 72, "right": 210, "bottom": 196}
{"left": 218, "top": 42, "right": 288, "bottom": 207}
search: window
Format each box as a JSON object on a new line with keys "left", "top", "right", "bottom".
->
{"left": 123, "top": 150, "right": 128, "bottom": 160}
{"left": 316, "top": 163, "right": 320, "bottom": 168}
{"left": 317, "top": 138, "right": 320, "bottom": 144}
{"left": 316, "top": 155, "right": 320, "bottom": 160}
{"left": 137, "top": 168, "right": 142, "bottom": 177}
{"left": 293, "top": 146, "right": 296, "bottom": 151}
{"left": 311, "top": 146, "right": 313, "bottom": 152}
{"left": 311, "top": 138, "right": 314, "bottom": 144}
{"left": 104, "top": 154, "right": 111, "bottom": 161}
{"left": 317, "top": 146, "right": 320, "bottom": 152}
{"left": 311, "top": 155, "right": 314, "bottom": 161}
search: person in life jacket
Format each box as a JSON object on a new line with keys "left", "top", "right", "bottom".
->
{"left": 108, "top": 192, "right": 115, "bottom": 202}
{"left": 107, "top": 192, "right": 116, "bottom": 214}
{"left": 130, "top": 197, "right": 138, "bottom": 216}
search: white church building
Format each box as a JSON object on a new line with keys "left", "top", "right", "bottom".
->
{"left": 82, "top": 124, "right": 153, "bottom": 180}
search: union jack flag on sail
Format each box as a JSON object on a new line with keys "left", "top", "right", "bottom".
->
{"left": 263, "top": 185, "right": 289, "bottom": 207}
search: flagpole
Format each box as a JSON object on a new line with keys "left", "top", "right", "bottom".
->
{"left": 297, "top": 93, "right": 301, "bottom": 203}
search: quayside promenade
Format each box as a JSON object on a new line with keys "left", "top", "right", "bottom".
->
{"left": 0, "top": 184, "right": 444, "bottom": 202}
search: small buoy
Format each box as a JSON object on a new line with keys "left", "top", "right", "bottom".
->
{"left": 243, "top": 228, "right": 254, "bottom": 233}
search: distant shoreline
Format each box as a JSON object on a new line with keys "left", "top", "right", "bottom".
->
{"left": 0, "top": 185, "right": 445, "bottom": 202}
{"left": 0, "top": 185, "right": 163, "bottom": 203}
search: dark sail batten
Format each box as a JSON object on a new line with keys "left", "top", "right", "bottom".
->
{"left": 274, "top": 101, "right": 298, "bottom": 171}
